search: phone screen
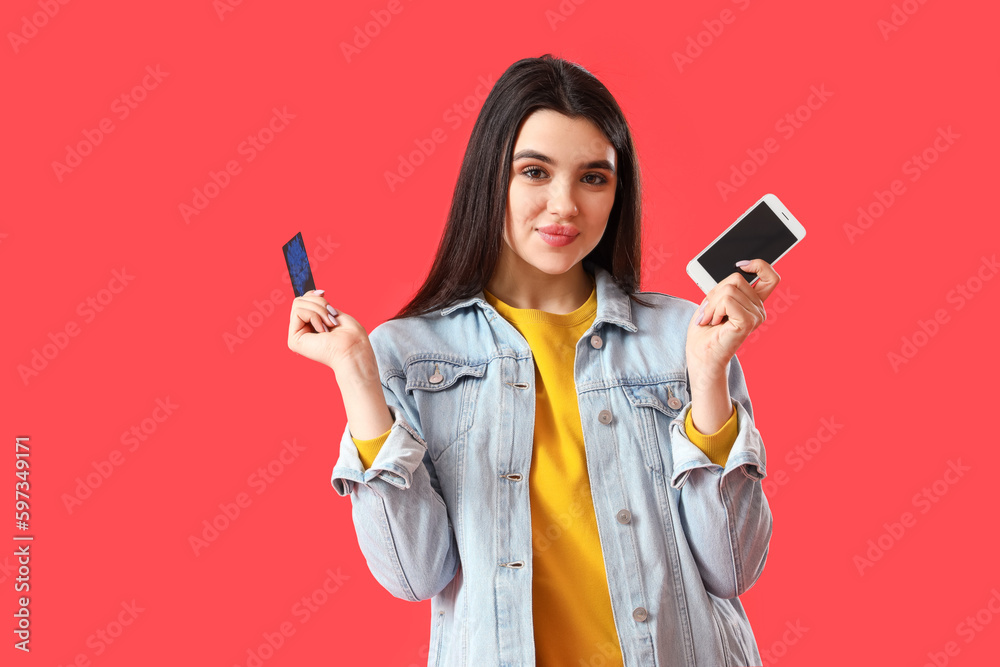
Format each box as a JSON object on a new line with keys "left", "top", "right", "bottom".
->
{"left": 699, "top": 201, "right": 798, "bottom": 283}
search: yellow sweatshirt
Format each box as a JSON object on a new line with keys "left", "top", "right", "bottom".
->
{"left": 349, "top": 280, "right": 737, "bottom": 663}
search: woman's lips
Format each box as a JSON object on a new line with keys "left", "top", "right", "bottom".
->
{"left": 537, "top": 230, "right": 578, "bottom": 247}
{"left": 536, "top": 225, "right": 579, "bottom": 247}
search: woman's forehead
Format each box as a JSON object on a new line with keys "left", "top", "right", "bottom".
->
{"left": 513, "top": 110, "right": 615, "bottom": 165}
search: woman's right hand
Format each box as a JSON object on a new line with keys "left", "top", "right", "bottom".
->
{"left": 287, "top": 289, "right": 376, "bottom": 375}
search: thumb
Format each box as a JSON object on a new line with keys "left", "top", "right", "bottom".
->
{"left": 736, "top": 258, "right": 779, "bottom": 301}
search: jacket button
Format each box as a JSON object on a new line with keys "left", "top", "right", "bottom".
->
{"left": 429, "top": 372, "right": 443, "bottom": 384}
{"left": 590, "top": 334, "right": 603, "bottom": 349}
{"left": 632, "top": 607, "right": 648, "bottom": 622}
{"left": 598, "top": 410, "right": 613, "bottom": 425}
{"left": 665, "top": 385, "right": 683, "bottom": 410}
{"left": 616, "top": 509, "right": 631, "bottom": 524}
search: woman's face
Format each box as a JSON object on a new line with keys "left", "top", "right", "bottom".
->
{"left": 501, "top": 109, "right": 618, "bottom": 276}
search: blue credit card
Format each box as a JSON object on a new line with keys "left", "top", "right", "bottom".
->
{"left": 282, "top": 231, "right": 316, "bottom": 297}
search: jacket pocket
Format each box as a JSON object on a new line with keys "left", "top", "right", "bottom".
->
{"left": 707, "top": 593, "right": 758, "bottom": 666}
{"left": 428, "top": 609, "right": 446, "bottom": 666}
{"left": 405, "top": 355, "right": 487, "bottom": 462}
{"left": 622, "top": 378, "right": 690, "bottom": 478}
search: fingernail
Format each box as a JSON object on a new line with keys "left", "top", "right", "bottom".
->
{"left": 696, "top": 303, "right": 706, "bottom": 324}
{"left": 330, "top": 316, "right": 339, "bottom": 327}
{"left": 735, "top": 260, "right": 751, "bottom": 267}
{"left": 319, "top": 322, "right": 329, "bottom": 332}
{"left": 314, "top": 289, "right": 325, "bottom": 295}
{"left": 326, "top": 304, "right": 339, "bottom": 318}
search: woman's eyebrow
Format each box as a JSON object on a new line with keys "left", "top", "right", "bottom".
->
{"left": 512, "top": 149, "right": 616, "bottom": 175}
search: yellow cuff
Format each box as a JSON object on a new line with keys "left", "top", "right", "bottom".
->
{"left": 351, "top": 427, "right": 391, "bottom": 470}
{"left": 685, "top": 403, "right": 738, "bottom": 467}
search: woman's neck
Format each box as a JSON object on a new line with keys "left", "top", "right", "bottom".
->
{"left": 484, "top": 259, "right": 594, "bottom": 314}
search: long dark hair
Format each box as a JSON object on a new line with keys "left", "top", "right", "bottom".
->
{"left": 391, "top": 54, "right": 655, "bottom": 321}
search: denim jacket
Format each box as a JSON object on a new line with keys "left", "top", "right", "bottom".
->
{"left": 331, "top": 259, "right": 772, "bottom": 666}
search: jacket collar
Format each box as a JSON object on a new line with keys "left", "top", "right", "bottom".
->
{"left": 439, "top": 259, "right": 638, "bottom": 333}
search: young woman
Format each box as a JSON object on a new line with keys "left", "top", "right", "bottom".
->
{"left": 288, "top": 54, "right": 778, "bottom": 666}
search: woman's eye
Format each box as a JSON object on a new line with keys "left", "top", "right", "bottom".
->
{"left": 520, "top": 167, "right": 608, "bottom": 185}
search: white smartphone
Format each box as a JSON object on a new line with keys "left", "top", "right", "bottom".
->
{"left": 686, "top": 193, "right": 805, "bottom": 294}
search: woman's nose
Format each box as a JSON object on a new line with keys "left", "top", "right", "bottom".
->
{"left": 546, "top": 184, "right": 579, "bottom": 218}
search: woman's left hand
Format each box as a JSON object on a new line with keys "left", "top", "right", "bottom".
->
{"left": 686, "top": 259, "right": 781, "bottom": 382}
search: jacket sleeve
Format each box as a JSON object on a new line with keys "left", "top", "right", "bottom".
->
{"left": 352, "top": 429, "right": 390, "bottom": 470}
{"left": 329, "top": 338, "right": 460, "bottom": 603}
{"left": 684, "top": 403, "right": 738, "bottom": 466}
{"left": 670, "top": 352, "right": 771, "bottom": 599}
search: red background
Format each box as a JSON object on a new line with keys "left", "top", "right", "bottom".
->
{"left": 4, "top": 1, "right": 999, "bottom": 665}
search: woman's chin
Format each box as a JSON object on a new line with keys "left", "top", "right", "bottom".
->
{"left": 522, "top": 254, "right": 581, "bottom": 276}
